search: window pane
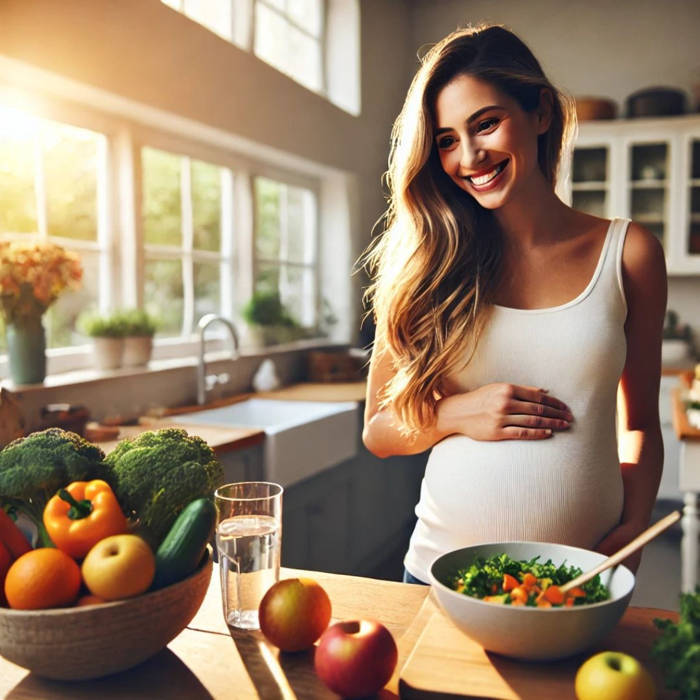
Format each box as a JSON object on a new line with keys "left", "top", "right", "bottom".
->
{"left": 0, "top": 105, "right": 38, "bottom": 234}
{"left": 287, "top": 0, "right": 322, "bottom": 36}
{"left": 144, "top": 258, "right": 184, "bottom": 336}
{"left": 255, "top": 263, "right": 315, "bottom": 326}
{"left": 44, "top": 121, "right": 100, "bottom": 241}
{"left": 47, "top": 249, "right": 100, "bottom": 348}
{"left": 287, "top": 28, "right": 322, "bottom": 92}
{"left": 255, "top": 4, "right": 322, "bottom": 92}
{"left": 193, "top": 261, "right": 221, "bottom": 329}
{"left": 184, "top": 0, "right": 232, "bottom": 39}
{"left": 142, "top": 148, "right": 182, "bottom": 247}
{"left": 286, "top": 187, "right": 314, "bottom": 264}
{"left": 192, "top": 159, "right": 222, "bottom": 251}
{"left": 254, "top": 177, "right": 281, "bottom": 260}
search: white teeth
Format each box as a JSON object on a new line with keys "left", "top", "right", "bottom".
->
{"left": 469, "top": 161, "right": 506, "bottom": 186}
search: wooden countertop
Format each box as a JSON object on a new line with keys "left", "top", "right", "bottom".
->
{"left": 92, "top": 381, "right": 367, "bottom": 455}
{"left": 672, "top": 371, "right": 700, "bottom": 441}
{"left": 0, "top": 568, "right": 679, "bottom": 699}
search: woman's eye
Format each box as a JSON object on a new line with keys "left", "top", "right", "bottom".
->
{"left": 437, "top": 135, "right": 456, "bottom": 149}
{"left": 476, "top": 117, "right": 499, "bottom": 132}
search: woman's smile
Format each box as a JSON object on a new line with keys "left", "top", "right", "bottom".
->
{"left": 464, "top": 158, "right": 510, "bottom": 190}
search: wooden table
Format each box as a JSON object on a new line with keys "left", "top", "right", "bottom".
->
{"left": 0, "top": 569, "right": 679, "bottom": 699}
{"left": 671, "top": 373, "right": 700, "bottom": 593}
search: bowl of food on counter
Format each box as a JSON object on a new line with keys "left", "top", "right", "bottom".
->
{"left": 0, "top": 427, "right": 220, "bottom": 680}
{"left": 429, "top": 541, "right": 635, "bottom": 661}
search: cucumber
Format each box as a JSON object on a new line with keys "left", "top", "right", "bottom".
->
{"left": 152, "top": 498, "right": 216, "bottom": 589}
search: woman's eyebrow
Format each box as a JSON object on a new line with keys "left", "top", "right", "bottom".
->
{"left": 435, "top": 105, "right": 503, "bottom": 136}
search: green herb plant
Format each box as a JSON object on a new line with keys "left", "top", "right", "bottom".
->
{"left": 651, "top": 588, "right": 700, "bottom": 699}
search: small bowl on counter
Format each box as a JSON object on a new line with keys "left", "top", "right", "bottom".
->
{"left": 429, "top": 541, "right": 635, "bottom": 661}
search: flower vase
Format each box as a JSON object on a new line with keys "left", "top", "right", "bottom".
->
{"left": 6, "top": 318, "right": 46, "bottom": 385}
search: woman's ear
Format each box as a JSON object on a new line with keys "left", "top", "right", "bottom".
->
{"left": 536, "top": 88, "right": 554, "bottom": 134}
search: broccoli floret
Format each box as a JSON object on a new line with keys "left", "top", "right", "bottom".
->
{"left": 105, "top": 428, "right": 222, "bottom": 547}
{"left": 0, "top": 428, "right": 107, "bottom": 547}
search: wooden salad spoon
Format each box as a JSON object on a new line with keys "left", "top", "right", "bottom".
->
{"left": 559, "top": 510, "right": 681, "bottom": 595}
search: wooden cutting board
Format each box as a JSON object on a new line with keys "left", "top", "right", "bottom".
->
{"left": 399, "top": 599, "right": 679, "bottom": 699}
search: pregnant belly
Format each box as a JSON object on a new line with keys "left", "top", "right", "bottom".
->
{"left": 421, "top": 432, "right": 623, "bottom": 550}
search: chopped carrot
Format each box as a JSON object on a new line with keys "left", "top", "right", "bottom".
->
{"left": 543, "top": 585, "right": 564, "bottom": 605}
{"left": 569, "top": 587, "right": 586, "bottom": 598}
{"left": 564, "top": 597, "right": 575, "bottom": 607}
{"left": 502, "top": 573, "right": 519, "bottom": 591}
{"left": 510, "top": 586, "right": 528, "bottom": 604}
{"left": 536, "top": 599, "right": 552, "bottom": 608}
{"left": 490, "top": 583, "right": 499, "bottom": 593}
{"left": 521, "top": 572, "right": 537, "bottom": 587}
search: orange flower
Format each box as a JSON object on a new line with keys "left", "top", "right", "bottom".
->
{"left": 0, "top": 240, "right": 83, "bottom": 324}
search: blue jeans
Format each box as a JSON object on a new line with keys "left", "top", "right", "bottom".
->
{"left": 402, "top": 568, "right": 429, "bottom": 585}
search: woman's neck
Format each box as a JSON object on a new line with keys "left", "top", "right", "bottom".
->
{"left": 493, "top": 176, "right": 572, "bottom": 249}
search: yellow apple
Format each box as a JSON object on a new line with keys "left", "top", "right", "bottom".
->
{"left": 575, "top": 651, "right": 656, "bottom": 700}
{"left": 81, "top": 534, "right": 155, "bottom": 600}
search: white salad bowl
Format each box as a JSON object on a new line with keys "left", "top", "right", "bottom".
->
{"left": 429, "top": 541, "right": 635, "bottom": 661}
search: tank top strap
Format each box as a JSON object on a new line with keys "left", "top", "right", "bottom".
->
{"left": 592, "top": 216, "right": 630, "bottom": 317}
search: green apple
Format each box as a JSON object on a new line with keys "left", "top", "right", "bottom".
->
{"left": 575, "top": 651, "right": 656, "bottom": 700}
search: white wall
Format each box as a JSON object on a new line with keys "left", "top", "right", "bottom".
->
{"left": 408, "top": 0, "right": 700, "bottom": 342}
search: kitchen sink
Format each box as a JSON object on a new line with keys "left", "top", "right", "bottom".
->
{"left": 171, "top": 398, "right": 359, "bottom": 487}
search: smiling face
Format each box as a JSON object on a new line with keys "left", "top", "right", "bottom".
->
{"left": 433, "top": 74, "right": 550, "bottom": 210}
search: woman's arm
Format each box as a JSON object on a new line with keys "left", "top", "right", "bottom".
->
{"left": 595, "top": 222, "right": 667, "bottom": 572}
{"left": 362, "top": 334, "right": 573, "bottom": 458}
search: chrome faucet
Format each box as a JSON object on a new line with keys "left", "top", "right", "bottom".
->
{"left": 197, "top": 314, "right": 240, "bottom": 405}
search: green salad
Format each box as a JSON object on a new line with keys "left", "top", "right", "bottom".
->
{"left": 452, "top": 553, "right": 610, "bottom": 607}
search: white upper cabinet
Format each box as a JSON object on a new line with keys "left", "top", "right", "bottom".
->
{"left": 563, "top": 115, "right": 700, "bottom": 275}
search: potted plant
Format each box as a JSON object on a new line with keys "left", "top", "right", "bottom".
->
{"left": 78, "top": 311, "right": 128, "bottom": 370}
{"left": 121, "top": 309, "right": 158, "bottom": 367}
{"left": 241, "top": 290, "right": 302, "bottom": 347}
{"left": 0, "top": 241, "right": 82, "bottom": 385}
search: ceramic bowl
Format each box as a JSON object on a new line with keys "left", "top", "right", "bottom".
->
{"left": 429, "top": 541, "right": 635, "bottom": 661}
{"left": 0, "top": 550, "right": 212, "bottom": 680}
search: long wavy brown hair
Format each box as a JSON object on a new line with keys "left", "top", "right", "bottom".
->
{"left": 362, "top": 24, "right": 576, "bottom": 435}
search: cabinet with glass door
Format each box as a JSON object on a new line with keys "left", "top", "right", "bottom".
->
{"left": 565, "top": 114, "right": 700, "bottom": 275}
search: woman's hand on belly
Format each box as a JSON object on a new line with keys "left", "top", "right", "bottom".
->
{"left": 437, "top": 383, "right": 573, "bottom": 441}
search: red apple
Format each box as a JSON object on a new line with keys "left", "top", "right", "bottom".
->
{"left": 314, "top": 619, "right": 398, "bottom": 698}
{"left": 259, "top": 577, "right": 332, "bottom": 652}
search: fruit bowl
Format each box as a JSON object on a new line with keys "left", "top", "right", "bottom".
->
{"left": 0, "top": 549, "right": 212, "bottom": 680}
{"left": 429, "top": 541, "right": 635, "bottom": 661}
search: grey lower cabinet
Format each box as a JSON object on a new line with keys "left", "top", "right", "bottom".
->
{"left": 217, "top": 444, "right": 264, "bottom": 484}
{"left": 281, "top": 434, "right": 427, "bottom": 578}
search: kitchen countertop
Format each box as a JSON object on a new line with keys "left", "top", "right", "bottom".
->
{"left": 92, "top": 381, "right": 367, "bottom": 455}
{"left": 0, "top": 568, "right": 679, "bottom": 699}
{"left": 672, "top": 371, "right": 700, "bottom": 441}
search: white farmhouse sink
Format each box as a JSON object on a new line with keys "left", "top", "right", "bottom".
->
{"left": 171, "top": 398, "right": 359, "bottom": 487}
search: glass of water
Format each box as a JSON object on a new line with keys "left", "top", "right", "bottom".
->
{"left": 214, "top": 481, "right": 283, "bottom": 630}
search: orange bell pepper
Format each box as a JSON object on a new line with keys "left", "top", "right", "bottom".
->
{"left": 43, "top": 480, "right": 127, "bottom": 559}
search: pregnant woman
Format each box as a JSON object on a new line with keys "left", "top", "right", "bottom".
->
{"left": 362, "top": 24, "right": 666, "bottom": 585}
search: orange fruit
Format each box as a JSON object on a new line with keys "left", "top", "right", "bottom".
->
{"left": 75, "top": 594, "right": 106, "bottom": 607}
{"left": 5, "top": 548, "right": 81, "bottom": 610}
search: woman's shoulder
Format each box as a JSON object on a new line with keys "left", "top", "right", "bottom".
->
{"left": 619, "top": 219, "right": 667, "bottom": 307}
{"left": 620, "top": 220, "right": 666, "bottom": 277}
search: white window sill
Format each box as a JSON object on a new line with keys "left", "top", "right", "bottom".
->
{"left": 2, "top": 337, "right": 346, "bottom": 395}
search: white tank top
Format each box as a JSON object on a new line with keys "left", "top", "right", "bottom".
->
{"left": 404, "top": 217, "right": 629, "bottom": 583}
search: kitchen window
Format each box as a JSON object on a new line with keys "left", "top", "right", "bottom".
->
{"left": 159, "top": 0, "right": 360, "bottom": 116}
{"left": 253, "top": 176, "right": 317, "bottom": 326}
{"left": 0, "top": 99, "right": 321, "bottom": 377}
{"left": 0, "top": 104, "right": 108, "bottom": 353}
{"left": 141, "top": 147, "right": 234, "bottom": 336}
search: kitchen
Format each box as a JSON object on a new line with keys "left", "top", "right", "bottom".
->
{"left": 0, "top": 0, "right": 699, "bottom": 697}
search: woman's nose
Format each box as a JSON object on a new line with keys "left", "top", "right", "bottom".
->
{"left": 459, "top": 141, "right": 485, "bottom": 170}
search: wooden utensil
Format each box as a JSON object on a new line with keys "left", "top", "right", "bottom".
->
{"left": 560, "top": 510, "right": 681, "bottom": 594}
